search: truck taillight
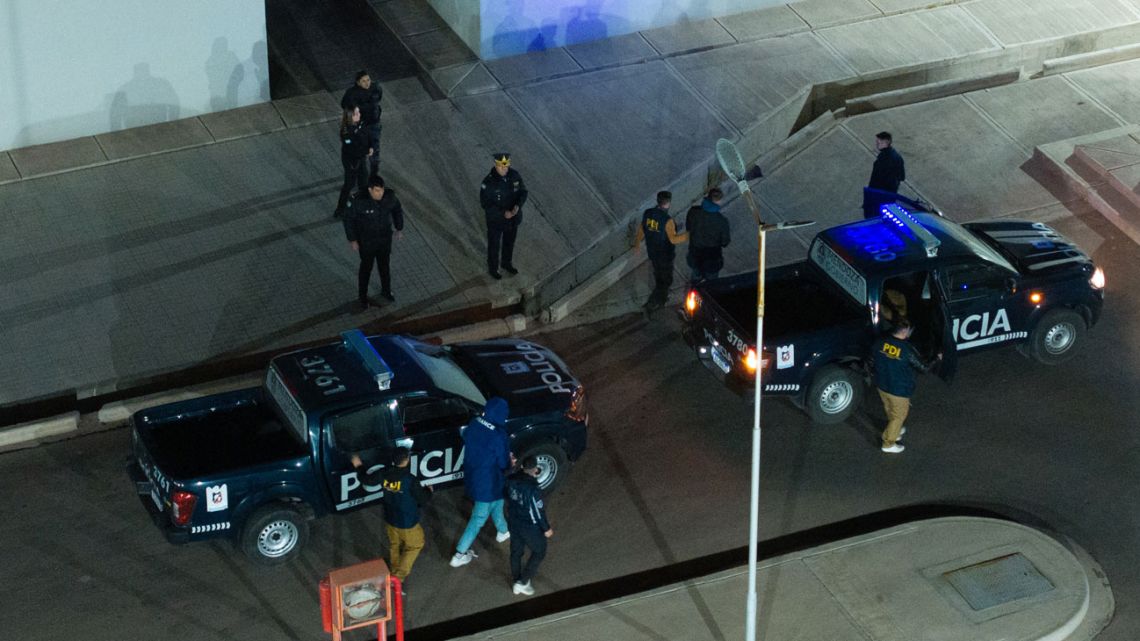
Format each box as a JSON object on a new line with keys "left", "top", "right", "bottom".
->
{"left": 171, "top": 491, "right": 197, "bottom": 526}
{"left": 685, "top": 290, "right": 700, "bottom": 315}
{"left": 745, "top": 348, "right": 758, "bottom": 372}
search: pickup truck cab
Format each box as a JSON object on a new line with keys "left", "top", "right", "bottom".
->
{"left": 681, "top": 203, "right": 1105, "bottom": 424}
{"left": 128, "top": 330, "right": 588, "bottom": 564}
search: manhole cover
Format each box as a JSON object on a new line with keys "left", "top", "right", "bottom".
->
{"left": 943, "top": 553, "right": 1054, "bottom": 611}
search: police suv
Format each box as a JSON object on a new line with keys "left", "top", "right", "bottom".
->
{"left": 127, "top": 331, "right": 588, "bottom": 564}
{"left": 681, "top": 203, "right": 1105, "bottom": 423}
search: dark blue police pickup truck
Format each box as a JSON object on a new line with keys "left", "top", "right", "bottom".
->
{"left": 682, "top": 203, "right": 1105, "bottom": 424}
{"left": 127, "top": 330, "right": 588, "bottom": 564}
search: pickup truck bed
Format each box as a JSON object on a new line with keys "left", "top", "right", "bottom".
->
{"left": 138, "top": 390, "right": 306, "bottom": 479}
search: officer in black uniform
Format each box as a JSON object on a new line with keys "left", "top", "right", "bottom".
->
{"left": 863, "top": 131, "right": 906, "bottom": 218}
{"left": 341, "top": 70, "right": 383, "bottom": 178}
{"left": 634, "top": 191, "right": 688, "bottom": 314}
{"left": 344, "top": 176, "right": 404, "bottom": 312}
{"left": 480, "top": 153, "right": 528, "bottom": 280}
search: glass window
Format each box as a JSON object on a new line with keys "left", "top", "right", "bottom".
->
{"left": 409, "top": 347, "right": 487, "bottom": 405}
{"left": 941, "top": 264, "right": 1008, "bottom": 302}
{"left": 329, "top": 404, "right": 397, "bottom": 453}
{"left": 399, "top": 396, "right": 474, "bottom": 436}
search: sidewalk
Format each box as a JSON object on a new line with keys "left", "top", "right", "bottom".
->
{"left": 453, "top": 517, "right": 1113, "bottom": 641}
{"left": 5, "top": 0, "right": 1140, "bottom": 420}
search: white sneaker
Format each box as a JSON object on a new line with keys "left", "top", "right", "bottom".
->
{"left": 512, "top": 580, "right": 535, "bottom": 596}
{"left": 896, "top": 426, "right": 907, "bottom": 442}
{"left": 449, "top": 550, "right": 477, "bottom": 567}
{"left": 881, "top": 443, "right": 905, "bottom": 454}
{"left": 496, "top": 531, "right": 511, "bottom": 543}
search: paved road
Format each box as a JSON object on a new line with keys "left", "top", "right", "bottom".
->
{"left": 1, "top": 199, "right": 1137, "bottom": 640}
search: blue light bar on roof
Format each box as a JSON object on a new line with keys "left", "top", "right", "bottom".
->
{"left": 880, "top": 204, "right": 940, "bottom": 257}
{"left": 341, "top": 330, "right": 393, "bottom": 390}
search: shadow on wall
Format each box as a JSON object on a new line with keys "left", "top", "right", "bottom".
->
{"left": 489, "top": 0, "right": 634, "bottom": 58}
{"left": 109, "top": 63, "right": 180, "bottom": 131}
{"left": 207, "top": 38, "right": 271, "bottom": 112}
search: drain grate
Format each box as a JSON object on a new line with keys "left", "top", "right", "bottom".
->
{"left": 943, "top": 553, "right": 1055, "bottom": 611}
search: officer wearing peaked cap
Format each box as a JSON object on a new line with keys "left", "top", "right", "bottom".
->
{"left": 480, "top": 153, "right": 528, "bottom": 280}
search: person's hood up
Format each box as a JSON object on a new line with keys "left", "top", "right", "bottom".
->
{"left": 701, "top": 198, "right": 721, "bottom": 213}
{"left": 483, "top": 396, "right": 509, "bottom": 425}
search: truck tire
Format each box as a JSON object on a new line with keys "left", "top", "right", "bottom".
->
{"left": 1029, "top": 308, "right": 1084, "bottom": 365}
{"left": 805, "top": 365, "right": 863, "bottom": 425}
{"left": 519, "top": 443, "right": 569, "bottom": 493}
{"left": 240, "top": 505, "right": 308, "bottom": 565}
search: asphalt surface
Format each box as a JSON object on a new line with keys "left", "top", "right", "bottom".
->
{"left": 1, "top": 201, "right": 1137, "bottom": 640}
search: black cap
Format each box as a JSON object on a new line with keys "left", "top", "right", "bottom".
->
{"left": 368, "top": 176, "right": 385, "bottom": 189}
{"left": 493, "top": 152, "right": 511, "bottom": 165}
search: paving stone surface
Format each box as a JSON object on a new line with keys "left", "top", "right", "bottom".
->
{"left": 199, "top": 103, "right": 287, "bottom": 142}
{"left": 8, "top": 137, "right": 107, "bottom": 178}
{"left": 96, "top": 118, "right": 215, "bottom": 160}
{"left": 1076, "top": 134, "right": 1140, "bottom": 171}
{"left": 669, "top": 33, "right": 853, "bottom": 131}
{"left": 485, "top": 48, "right": 583, "bottom": 86}
{"left": 1066, "top": 59, "right": 1140, "bottom": 126}
{"left": 717, "top": 5, "right": 811, "bottom": 41}
{"left": 789, "top": 0, "right": 881, "bottom": 28}
{"left": 565, "top": 32, "right": 658, "bottom": 70}
{"left": 640, "top": 18, "right": 737, "bottom": 56}
{"left": 0, "top": 153, "right": 20, "bottom": 183}
{"left": 816, "top": 6, "right": 999, "bottom": 75}
{"left": 964, "top": 0, "right": 1140, "bottom": 46}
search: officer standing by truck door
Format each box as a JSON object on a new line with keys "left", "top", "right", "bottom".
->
{"left": 480, "top": 153, "right": 528, "bottom": 280}
{"left": 344, "top": 176, "right": 404, "bottom": 312}
{"left": 873, "top": 319, "right": 938, "bottom": 454}
{"left": 634, "top": 191, "right": 688, "bottom": 315}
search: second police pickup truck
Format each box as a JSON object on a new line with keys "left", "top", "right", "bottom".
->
{"left": 682, "top": 202, "right": 1106, "bottom": 423}
{"left": 127, "top": 330, "right": 588, "bottom": 564}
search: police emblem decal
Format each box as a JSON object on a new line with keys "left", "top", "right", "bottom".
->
{"left": 776, "top": 345, "right": 794, "bottom": 369}
{"left": 206, "top": 484, "right": 229, "bottom": 512}
{"left": 501, "top": 361, "right": 529, "bottom": 375}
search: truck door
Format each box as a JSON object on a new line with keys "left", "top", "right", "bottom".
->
{"left": 323, "top": 402, "right": 402, "bottom": 512}
{"left": 938, "top": 262, "right": 1023, "bottom": 355}
{"left": 394, "top": 394, "right": 478, "bottom": 488}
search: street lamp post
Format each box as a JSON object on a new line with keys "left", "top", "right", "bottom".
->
{"left": 714, "top": 139, "right": 813, "bottom": 641}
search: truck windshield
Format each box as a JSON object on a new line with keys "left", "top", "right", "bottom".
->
{"left": 933, "top": 218, "right": 1018, "bottom": 273}
{"left": 809, "top": 238, "right": 867, "bottom": 307}
{"left": 410, "top": 347, "right": 487, "bottom": 405}
{"left": 264, "top": 365, "right": 308, "bottom": 444}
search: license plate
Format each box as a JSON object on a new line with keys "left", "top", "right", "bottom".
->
{"left": 710, "top": 344, "right": 732, "bottom": 374}
{"left": 150, "top": 487, "right": 163, "bottom": 511}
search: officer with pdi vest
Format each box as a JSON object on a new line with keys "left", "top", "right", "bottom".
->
{"left": 873, "top": 319, "right": 939, "bottom": 454}
{"left": 480, "top": 153, "right": 528, "bottom": 280}
{"left": 634, "top": 191, "right": 688, "bottom": 315}
{"left": 344, "top": 176, "right": 404, "bottom": 312}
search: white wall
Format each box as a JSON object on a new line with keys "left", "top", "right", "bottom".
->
{"left": 433, "top": 0, "right": 786, "bottom": 60}
{"left": 1, "top": 0, "right": 268, "bottom": 151}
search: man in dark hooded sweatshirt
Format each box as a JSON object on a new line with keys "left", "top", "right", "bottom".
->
{"left": 450, "top": 397, "right": 512, "bottom": 567}
{"left": 505, "top": 455, "right": 552, "bottom": 596}
{"left": 350, "top": 448, "right": 430, "bottom": 588}
{"left": 686, "top": 187, "right": 730, "bottom": 281}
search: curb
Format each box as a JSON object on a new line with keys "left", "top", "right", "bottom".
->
{"left": 0, "top": 412, "right": 79, "bottom": 449}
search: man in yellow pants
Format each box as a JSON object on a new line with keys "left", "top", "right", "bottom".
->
{"left": 352, "top": 448, "right": 430, "bottom": 591}
{"left": 873, "top": 319, "right": 938, "bottom": 453}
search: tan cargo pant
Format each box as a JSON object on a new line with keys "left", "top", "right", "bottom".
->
{"left": 878, "top": 390, "right": 910, "bottom": 447}
{"left": 386, "top": 523, "right": 425, "bottom": 581}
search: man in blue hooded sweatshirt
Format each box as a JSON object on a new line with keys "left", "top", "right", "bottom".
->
{"left": 450, "top": 396, "right": 513, "bottom": 567}
{"left": 686, "top": 187, "right": 730, "bottom": 281}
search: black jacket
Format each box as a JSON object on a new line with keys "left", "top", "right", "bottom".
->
{"left": 341, "top": 84, "right": 383, "bottom": 127}
{"left": 872, "top": 334, "right": 932, "bottom": 397}
{"left": 377, "top": 466, "right": 429, "bottom": 529}
{"left": 344, "top": 190, "right": 405, "bottom": 246}
{"left": 480, "top": 168, "right": 528, "bottom": 226}
{"left": 869, "top": 146, "right": 905, "bottom": 193}
{"left": 340, "top": 122, "right": 370, "bottom": 163}
{"left": 505, "top": 471, "right": 549, "bottom": 531}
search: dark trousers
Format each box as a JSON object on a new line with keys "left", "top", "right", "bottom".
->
{"left": 646, "top": 252, "right": 675, "bottom": 307}
{"left": 367, "top": 124, "right": 382, "bottom": 177}
{"left": 687, "top": 248, "right": 723, "bottom": 282}
{"left": 487, "top": 221, "right": 519, "bottom": 273}
{"left": 358, "top": 239, "right": 392, "bottom": 300}
{"left": 508, "top": 522, "right": 547, "bottom": 583}
{"left": 337, "top": 157, "right": 368, "bottom": 213}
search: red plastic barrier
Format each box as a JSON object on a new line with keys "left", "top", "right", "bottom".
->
{"left": 390, "top": 576, "right": 404, "bottom": 641}
{"left": 319, "top": 577, "right": 332, "bottom": 634}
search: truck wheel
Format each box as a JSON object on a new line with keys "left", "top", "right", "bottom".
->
{"left": 1029, "top": 309, "right": 1084, "bottom": 365}
{"left": 805, "top": 366, "right": 863, "bottom": 425}
{"left": 519, "top": 443, "right": 569, "bottom": 493}
{"left": 241, "top": 506, "right": 308, "bottom": 565}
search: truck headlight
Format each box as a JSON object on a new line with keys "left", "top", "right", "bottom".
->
{"left": 1090, "top": 267, "right": 1105, "bottom": 290}
{"left": 565, "top": 385, "right": 587, "bottom": 422}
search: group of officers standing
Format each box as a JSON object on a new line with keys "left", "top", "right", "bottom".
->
{"left": 333, "top": 70, "right": 528, "bottom": 312}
